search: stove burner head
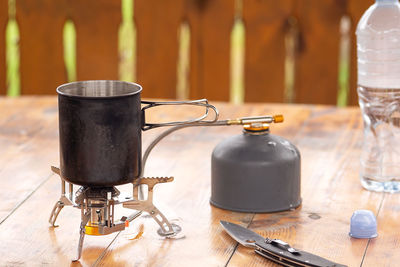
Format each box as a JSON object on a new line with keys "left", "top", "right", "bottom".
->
{"left": 75, "top": 187, "right": 122, "bottom": 236}
{"left": 48, "top": 166, "right": 180, "bottom": 261}
{"left": 76, "top": 186, "right": 120, "bottom": 201}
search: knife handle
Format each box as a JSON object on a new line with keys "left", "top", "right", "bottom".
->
{"left": 255, "top": 241, "right": 347, "bottom": 267}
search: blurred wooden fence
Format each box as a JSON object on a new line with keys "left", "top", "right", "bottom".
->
{"left": 0, "top": 0, "right": 374, "bottom": 105}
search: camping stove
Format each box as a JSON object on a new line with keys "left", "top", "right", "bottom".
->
{"left": 49, "top": 166, "right": 180, "bottom": 261}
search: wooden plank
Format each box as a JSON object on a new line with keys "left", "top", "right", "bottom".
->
{"left": 5, "top": 97, "right": 400, "bottom": 266}
{"left": 228, "top": 107, "right": 382, "bottom": 266}
{"left": 135, "top": 0, "right": 185, "bottom": 99}
{"left": 0, "top": 99, "right": 243, "bottom": 266}
{"left": 362, "top": 193, "right": 400, "bottom": 266}
{"left": 0, "top": 0, "right": 7, "bottom": 94}
{"left": 0, "top": 175, "right": 121, "bottom": 266}
{"left": 243, "top": 0, "right": 293, "bottom": 103}
{"left": 348, "top": 0, "right": 375, "bottom": 106}
{"left": 294, "top": 0, "right": 347, "bottom": 104}
{"left": 95, "top": 104, "right": 313, "bottom": 266}
{"left": 0, "top": 97, "right": 59, "bottom": 222}
{"left": 94, "top": 104, "right": 258, "bottom": 265}
{"left": 16, "top": 0, "right": 67, "bottom": 94}
{"left": 0, "top": 97, "right": 42, "bottom": 154}
{"left": 68, "top": 0, "right": 121, "bottom": 81}
{"left": 0, "top": 97, "right": 202, "bottom": 266}
{"left": 187, "top": 0, "right": 235, "bottom": 101}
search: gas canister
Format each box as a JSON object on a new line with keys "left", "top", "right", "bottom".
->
{"left": 210, "top": 117, "right": 301, "bottom": 212}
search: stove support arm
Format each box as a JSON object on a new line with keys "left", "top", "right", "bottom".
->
{"left": 49, "top": 201, "right": 65, "bottom": 227}
{"left": 123, "top": 177, "right": 179, "bottom": 236}
{"left": 73, "top": 210, "right": 91, "bottom": 262}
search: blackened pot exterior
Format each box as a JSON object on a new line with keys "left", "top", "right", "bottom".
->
{"left": 58, "top": 81, "right": 142, "bottom": 187}
{"left": 210, "top": 131, "right": 301, "bottom": 213}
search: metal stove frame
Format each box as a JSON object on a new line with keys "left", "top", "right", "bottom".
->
{"left": 49, "top": 166, "right": 180, "bottom": 261}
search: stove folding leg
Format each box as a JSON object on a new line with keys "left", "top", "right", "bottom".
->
{"left": 49, "top": 167, "right": 75, "bottom": 228}
{"left": 143, "top": 204, "right": 181, "bottom": 237}
{"left": 49, "top": 200, "right": 65, "bottom": 227}
{"left": 49, "top": 168, "right": 181, "bottom": 261}
{"left": 124, "top": 177, "right": 181, "bottom": 237}
{"left": 73, "top": 210, "right": 91, "bottom": 262}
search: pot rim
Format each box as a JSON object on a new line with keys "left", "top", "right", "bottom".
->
{"left": 57, "top": 80, "right": 142, "bottom": 99}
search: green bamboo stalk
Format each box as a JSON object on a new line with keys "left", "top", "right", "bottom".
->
{"left": 63, "top": 20, "right": 77, "bottom": 82}
{"left": 119, "top": 0, "right": 136, "bottom": 82}
{"left": 6, "top": 0, "right": 20, "bottom": 96}
{"left": 284, "top": 16, "right": 299, "bottom": 104}
{"left": 230, "top": 0, "right": 245, "bottom": 104}
{"left": 337, "top": 15, "right": 351, "bottom": 107}
{"left": 176, "top": 22, "right": 190, "bottom": 100}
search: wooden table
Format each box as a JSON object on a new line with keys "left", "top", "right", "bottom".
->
{"left": 0, "top": 96, "right": 398, "bottom": 267}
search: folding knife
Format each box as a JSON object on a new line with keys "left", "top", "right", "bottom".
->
{"left": 220, "top": 221, "right": 347, "bottom": 267}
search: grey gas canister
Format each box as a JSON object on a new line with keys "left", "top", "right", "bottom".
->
{"left": 210, "top": 117, "right": 301, "bottom": 213}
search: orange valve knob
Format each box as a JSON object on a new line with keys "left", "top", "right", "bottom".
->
{"left": 273, "top": 114, "right": 284, "bottom": 123}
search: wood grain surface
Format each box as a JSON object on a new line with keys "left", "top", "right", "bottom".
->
{"left": 6, "top": 0, "right": 382, "bottom": 106}
{"left": 16, "top": 0, "right": 68, "bottom": 94}
{"left": 362, "top": 192, "right": 400, "bottom": 266}
{"left": 187, "top": 0, "right": 235, "bottom": 101}
{"left": 348, "top": 0, "right": 375, "bottom": 106}
{"left": 0, "top": 96, "right": 399, "bottom": 266}
{"left": 135, "top": 0, "right": 184, "bottom": 99}
{"left": 69, "top": 0, "right": 121, "bottom": 81}
{"left": 243, "top": 0, "right": 292, "bottom": 103}
{"left": 294, "top": 0, "right": 347, "bottom": 105}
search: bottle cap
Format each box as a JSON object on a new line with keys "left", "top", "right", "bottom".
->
{"left": 349, "top": 210, "right": 378, "bottom": 238}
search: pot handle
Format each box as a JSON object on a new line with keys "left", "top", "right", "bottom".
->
{"left": 141, "top": 99, "right": 219, "bottom": 130}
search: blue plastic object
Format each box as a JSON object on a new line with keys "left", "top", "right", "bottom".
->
{"left": 349, "top": 210, "right": 378, "bottom": 238}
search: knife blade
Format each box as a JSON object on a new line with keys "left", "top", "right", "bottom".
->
{"left": 220, "top": 221, "right": 347, "bottom": 267}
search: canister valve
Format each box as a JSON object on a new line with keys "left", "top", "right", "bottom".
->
{"left": 227, "top": 115, "right": 284, "bottom": 132}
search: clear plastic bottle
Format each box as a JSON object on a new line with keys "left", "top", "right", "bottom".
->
{"left": 357, "top": 0, "right": 400, "bottom": 192}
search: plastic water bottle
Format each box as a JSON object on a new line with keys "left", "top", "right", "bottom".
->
{"left": 357, "top": 0, "right": 400, "bottom": 192}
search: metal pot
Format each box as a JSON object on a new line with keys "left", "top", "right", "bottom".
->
{"left": 57, "top": 80, "right": 217, "bottom": 187}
